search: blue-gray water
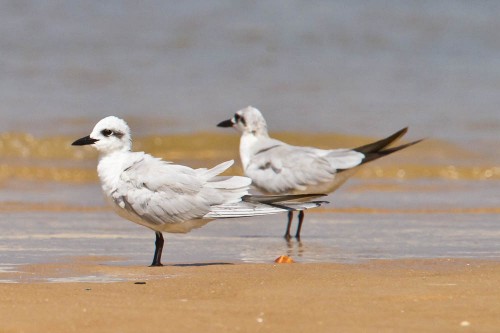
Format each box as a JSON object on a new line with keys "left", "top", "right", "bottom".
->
{"left": 0, "top": 1, "right": 498, "bottom": 281}
{"left": 1, "top": 1, "right": 499, "bottom": 149}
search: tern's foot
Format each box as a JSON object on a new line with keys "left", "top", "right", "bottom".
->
{"left": 149, "top": 262, "right": 164, "bottom": 267}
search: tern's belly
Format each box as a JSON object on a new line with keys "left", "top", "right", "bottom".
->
{"left": 106, "top": 196, "right": 212, "bottom": 234}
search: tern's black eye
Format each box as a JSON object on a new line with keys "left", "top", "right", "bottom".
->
{"left": 234, "top": 113, "right": 246, "bottom": 126}
{"left": 101, "top": 129, "right": 113, "bottom": 137}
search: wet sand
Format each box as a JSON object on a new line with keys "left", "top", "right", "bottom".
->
{"left": 1, "top": 258, "right": 499, "bottom": 333}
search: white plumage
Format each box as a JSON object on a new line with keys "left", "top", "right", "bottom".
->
{"left": 72, "top": 116, "right": 325, "bottom": 266}
{"left": 218, "top": 106, "right": 422, "bottom": 239}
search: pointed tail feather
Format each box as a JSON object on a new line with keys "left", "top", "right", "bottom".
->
{"left": 337, "top": 128, "right": 422, "bottom": 169}
{"left": 360, "top": 138, "right": 423, "bottom": 164}
{"left": 201, "top": 160, "right": 234, "bottom": 179}
{"left": 265, "top": 200, "right": 328, "bottom": 211}
{"left": 354, "top": 127, "right": 408, "bottom": 154}
{"left": 204, "top": 195, "right": 328, "bottom": 219}
{"left": 242, "top": 193, "right": 326, "bottom": 204}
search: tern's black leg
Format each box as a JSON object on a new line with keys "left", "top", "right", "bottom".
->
{"left": 150, "top": 231, "right": 164, "bottom": 267}
{"left": 295, "top": 211, "right": 305, "bottom": 240}
{"left": 284, "top": 211, "right": 293, "bottom": 240}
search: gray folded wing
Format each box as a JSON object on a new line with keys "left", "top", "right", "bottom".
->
{"left": 245, "top": 143, "right": 364, "bottom": 193}
{"left": 111, "top": 156, "right": 248, "bottom": 227}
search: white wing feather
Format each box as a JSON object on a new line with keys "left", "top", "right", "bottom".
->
{"left": 110, "top": 155, "right": 249, "bottom": 227}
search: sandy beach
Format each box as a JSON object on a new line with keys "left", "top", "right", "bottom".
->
{"left": 1, "top": 2, "right": 499, "bottom": 333}
{"left": 1, "top": 258, "right": 499, "bottom": 333}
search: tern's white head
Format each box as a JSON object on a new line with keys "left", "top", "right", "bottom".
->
{"left": 72, "top": 116, "right": 132, "bottom": 154}
{"left": 217, "top": 106, "right": 269, "bottom": 137}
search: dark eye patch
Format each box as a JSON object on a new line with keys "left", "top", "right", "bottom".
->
{"left": 101, "top": 129, "right": 113, "bottom": 137}
{"left": 234, "top": 113, "right": 246, "bottom": 126}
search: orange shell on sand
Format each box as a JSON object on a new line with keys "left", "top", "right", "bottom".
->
{"left": 274, "top": 255, "right": 294, "bottom": 263}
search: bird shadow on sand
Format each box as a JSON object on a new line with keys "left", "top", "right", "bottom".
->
{"left": 170, "top": 262, "right": 234, "bottom": 267}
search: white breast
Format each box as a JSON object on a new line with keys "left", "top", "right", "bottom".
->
{"left": 239, "top": 133, "right": 259, "bottom": 171}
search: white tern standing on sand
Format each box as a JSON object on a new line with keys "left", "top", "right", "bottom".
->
{"left": 72, "top": 116, "right": 326, "bottom": 266}
{"left": 217, "top": 106, "right": 422, "bottom": 240}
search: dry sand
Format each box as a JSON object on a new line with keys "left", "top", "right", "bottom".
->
{"left": 1, "top": 258, "right": 499, "bottom": 333}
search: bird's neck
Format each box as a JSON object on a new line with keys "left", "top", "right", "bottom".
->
{"left": 239, "top": 132, "right": 261, "bottom": 171}
{"left": 97, "top": 151, "right": 129, "bottom": 194}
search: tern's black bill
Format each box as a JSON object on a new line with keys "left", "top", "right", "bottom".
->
{"left": 72, "top": 135, "right": 98, "bottom": 146}
{"left": 217, "top": 119, "right": 234, "bottom": 128}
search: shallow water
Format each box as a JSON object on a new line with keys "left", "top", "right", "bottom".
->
{"left": 0, "top": 205, "right": 498, "bottom": 270}
{"left": 0, "top": 177, "right": 497, "bottom": 269}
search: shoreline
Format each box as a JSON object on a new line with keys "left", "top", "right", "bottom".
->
{"left": 1, "top": 258, "right": 499, "bottom": 332}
